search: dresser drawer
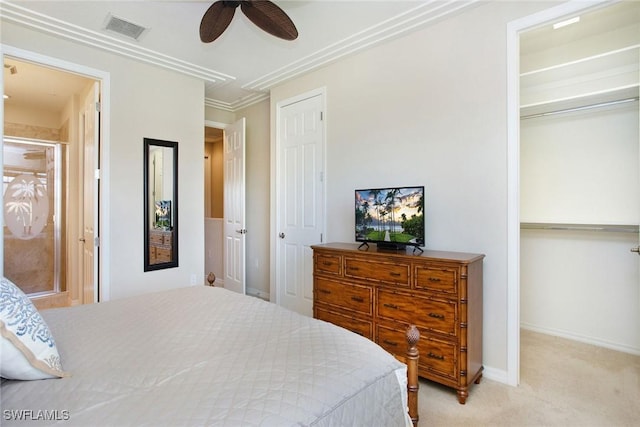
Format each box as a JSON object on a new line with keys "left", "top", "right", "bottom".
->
{"left": 377, "top": 289, "right": 457, "bottom": 337}
{"left": 315, "top": 306, "right": 373, "bottom": 339}
{"left": 377, "top": 324, "right": 457, "bottom": 381}
{"left": 314, "top": 278, "right": 372, "bottom": 316}
{"left": 344, "top": 257, "right": 410, "bottom": 287}
{"left": 155, "top": 247, "right": 172, "bottom": 262}
{"left": 149, "top": 232, "right": 165, "bottom": 245}
{"left": 421, "top": 335, "right": 458, "bottom": 381}
{"left": 315, "top": 253, "right": 342, "bottom": 276}
{"left": 414, "top": 265, "right": 458, "bottom": 294}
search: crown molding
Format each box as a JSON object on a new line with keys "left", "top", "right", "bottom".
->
{"left": 205, "top": 92, "right": 270, "bottom": 112}
{"left": 243, "top": 0, "right": 479, "bottom": 92}
{"left": 1, "top": 0, "right": 477, "bottom": 113}
{"left": 0, "top": 1, "right": 234, "bottom": 84}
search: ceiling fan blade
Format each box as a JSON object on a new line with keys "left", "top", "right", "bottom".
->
{"left": 240, "top": 1, "right": 298, "bottom": 41}
{"left": 200, "top": 1, "right": 238, "bottom": 43}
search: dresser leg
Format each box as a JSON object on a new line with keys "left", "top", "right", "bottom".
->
{"left": 457, "top": 389, "right": 468, "bottom": 404}
{"left": 475, "top": 373, "right": 483, "bottom": 384}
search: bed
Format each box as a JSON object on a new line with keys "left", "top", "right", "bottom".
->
{"left": 1, "top": 282, "right": 419, "bottom": 426}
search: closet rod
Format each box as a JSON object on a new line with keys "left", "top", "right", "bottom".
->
{"left": 520, "top": 97, "right": 639, "bottom": 120}
{"left": 521, "top": 222, "right": 639, "bottom": 233}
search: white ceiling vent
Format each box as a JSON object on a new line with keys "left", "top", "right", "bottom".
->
{"left": 104, "top": 14, "right": 147, "bottom": 41}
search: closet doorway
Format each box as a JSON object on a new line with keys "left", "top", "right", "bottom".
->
{"left": 518, "top": 0, "right": 640, "bottom": 369}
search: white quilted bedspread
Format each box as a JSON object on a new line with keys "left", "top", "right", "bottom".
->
{"left": 1, "top": 286, "right": 410, "bottom": 427}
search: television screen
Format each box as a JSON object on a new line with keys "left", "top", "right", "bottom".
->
{"left": 355, "top": 186, "right": 425, "bottom": 249}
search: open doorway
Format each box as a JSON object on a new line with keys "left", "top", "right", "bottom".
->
{"left": 204, "top": 125, "right": 224, "bottom": 286}
{"left": 508, "top": 0, "right": 640, "bottom": 385}
{"left": 3, "top": 56, "right": 101, "bottom": 309}
{"left": 519, "top": 0, "right": 639, "bottom": 348}
{"left": 203, "top": 119, "right": 246, "bottom": 293}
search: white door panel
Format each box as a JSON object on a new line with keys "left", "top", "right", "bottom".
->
{"left": 223, "top": 118, "right": 246, "bottom": 294}
{"left": 82, "top": 82, "right": 99, "bottom": 304}
{"left": 276, "top": 92, "right": 325, "bottom": 316}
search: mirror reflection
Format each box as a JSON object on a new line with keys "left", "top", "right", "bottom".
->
{"left": 144, "top": 138, "right": 178, "bottom": 271}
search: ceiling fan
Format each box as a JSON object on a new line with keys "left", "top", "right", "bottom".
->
{"left": 200, "top": 1, "right": 298, "bottom": 43}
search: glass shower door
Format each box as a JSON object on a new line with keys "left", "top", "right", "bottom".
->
{"left": 3, "top": 137, "right": 64, "bottom": 295}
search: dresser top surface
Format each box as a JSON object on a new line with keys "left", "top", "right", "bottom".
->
{"left": 312, "top": 242, "right": 485, "bottom": 263}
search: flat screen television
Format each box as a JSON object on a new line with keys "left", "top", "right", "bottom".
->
{"left": 355, "top": 186, "right": 425, "bottom": 251}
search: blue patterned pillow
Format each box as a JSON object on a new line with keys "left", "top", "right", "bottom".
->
{"left": 0, "top": 277, "right": 68, "bottom": 380}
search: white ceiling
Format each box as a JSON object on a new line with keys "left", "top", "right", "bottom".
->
{"left": 520, "top": 1, "right": 640, "bottom": 61}
{"left": 3, "top": 59, "right": 94, "bottom": 112}
{"left": 1, "top": 0, "right": 478, "bottom": 112}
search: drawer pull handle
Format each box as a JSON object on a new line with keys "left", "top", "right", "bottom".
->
{"left": 322, "top": 261, "right": 333, "bottom": 266}
{"left": 429, "top": 277, "right": 441, "bottom": 282}
{"left": 389, "top": 272, "right": 401, "bottom": 277}
{"left": 428, "top": 352, "right": 444, "bottom": 361}
{"left": 428, "top": 312, "right": 445, "bottom": 319}
{"left": 319, "top": 289, "right": 331, "bottom": 294}
{"left": 383, "top": 339, "right": 398, "bottom": 347}
{"left": 383, "top": 303, "right": 399, "bottom": 310}
{"left": 348, "top": 266, "right": 360, "bottom": 271}
{"left": 351, "top": 296, "right": 364, "bottom": 303}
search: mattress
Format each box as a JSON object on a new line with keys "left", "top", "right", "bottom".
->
{"left": 1, "top": 286, "right": 410, "bottom": 426}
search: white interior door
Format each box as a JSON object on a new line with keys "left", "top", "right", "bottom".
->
{"left": 81, "top": 81, "right": 99, "bottom": 303}
{"left": 223, "top": 118, "right": 246, "bottom": 294}
{"left": 276, "top": 91, "right": 325, "bottom": 316}
{"left": 635, "top": 84, "right": 640, "bottom": 277}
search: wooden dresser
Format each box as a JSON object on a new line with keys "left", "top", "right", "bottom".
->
{"left": 311, "top": 242, "right": 484, "bottom": 404}
{"left": 148, "top": 229, "right": 173, "bottom": 264}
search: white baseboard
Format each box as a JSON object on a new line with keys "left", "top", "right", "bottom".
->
{"left": 481, "top": 366, "right": 509, "bottom": 385}
{"left": 247, "top": 287, "right": 270, "bottom": 301}
{"left": 521, "top": 323, "right": 640, "bottom": 356}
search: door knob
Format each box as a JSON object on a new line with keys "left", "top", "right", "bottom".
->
{"left": 279, "top": 232, "right": 285, "bottom": 239}
{"left": 631, "top": 247, "right": 640, "bottom": 254}
{"left": 235, "top": 229, "right": 247, "bottom": 234}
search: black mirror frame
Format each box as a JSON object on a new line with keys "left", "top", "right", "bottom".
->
{"left": 143, "top": 138, "right": 178, "bottom": 271}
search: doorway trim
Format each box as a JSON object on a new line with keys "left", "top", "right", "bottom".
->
{"left": 1, "top": 44, "right": 111, "bottom": 301}
{"left": 506, "top": 0, "right": 611, "bottom": 387}
{"left": 205, "top": 120, "right": 228, "bottom": 130}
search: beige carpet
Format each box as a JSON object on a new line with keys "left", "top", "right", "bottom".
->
{"left": 417, "top": 330, "right": 640, "bottom": 426}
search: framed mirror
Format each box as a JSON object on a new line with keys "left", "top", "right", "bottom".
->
{"left": 144, "top": 138, "right": 178, "bottom": 271}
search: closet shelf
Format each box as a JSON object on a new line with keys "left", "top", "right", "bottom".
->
{"left": 521, "top": 222, "right": 639, "bottom": 233}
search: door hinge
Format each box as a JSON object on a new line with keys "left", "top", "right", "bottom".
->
{"left": 95, "top": 102, "right": 101, "bottom": 112}
{"left": 320, "top": 233, "right": 323, "bottom": 243}
{"left": 320, "top": 111, "right": 324, "bottom": 121}
{"left": 94, "top": 236, "right": 100, "bottom": 247}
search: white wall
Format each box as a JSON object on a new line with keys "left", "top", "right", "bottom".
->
{"left": 2, "top": 21, "right": 205, "bottom": 299}
{"left": 270, "top": 1, "right": 555, "bottom": 378}
{"left": 3, "top": 104, "right": 60, "bottom": 129}
{"left": 204, "top": 218, "right": 223, "bottom": 284}
{"left": 521, "top": 228, "right": 640, "bottom": 353}
{"left": 521, "top": 104, "right": 639, "bottom": 224}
